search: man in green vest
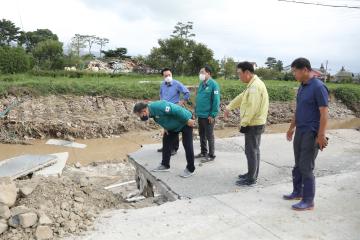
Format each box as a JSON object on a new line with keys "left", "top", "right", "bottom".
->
{"left": 133, "top": 100, "right": 196, "bottom": 178}
{"left": 195, "top": 65, "right": 221, "bottom": 163}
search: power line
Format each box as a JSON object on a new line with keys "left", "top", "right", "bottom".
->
{"left": 278, "top": 0, "right": 360, "bottom": 9}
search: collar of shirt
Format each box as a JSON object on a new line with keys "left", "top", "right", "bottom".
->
{"left": 202, "top": 78, "right": 212, "bottom": 87}
{"left": 301, "top": 77, "right": 316, "bottom": 86}
{"left": 246, "top": 75, "right": 257, "bottom": 88}
{"left": 164, "top": 81, "right": 173, "bottom": 86}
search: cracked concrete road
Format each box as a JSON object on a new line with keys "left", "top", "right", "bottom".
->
{"left": 68, "top": 129, "right": 360, "bottom": 240}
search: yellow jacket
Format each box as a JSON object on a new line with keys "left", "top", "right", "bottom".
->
{"left": 226, "top": 75, "right": 269, "bottom": 127}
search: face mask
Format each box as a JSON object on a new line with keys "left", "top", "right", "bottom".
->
{"left": 199, "top": 74, "right": 206, "bottom": 81}
{"left": 140, "top": 115, "right": 149, "bottom": 121}
{"left": 164, "top": 76, "right": 172, "bottom": 83}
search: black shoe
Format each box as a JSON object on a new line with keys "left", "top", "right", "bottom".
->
{"left": 195, "top": 153, "right": 207, "bottom": 158}
{"left": 157, "top": 148, "right": 163, "bottom": 152}
{"left": 171, "top": 150, "right": 177, "bottom": 156}
{"left": 200, "top": 155, "right": 216, "bottom": 163}
{"left": 238, "top": 173, "right": 249, "bottom": 179}
{"left": 235, "top": 178, "right": 256, "bottom": 186}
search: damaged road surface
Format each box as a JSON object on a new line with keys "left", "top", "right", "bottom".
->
{"left": 68, "top": 129, "right": 360, "bottom": 240}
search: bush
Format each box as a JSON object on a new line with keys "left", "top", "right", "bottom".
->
{"left": 0, "top": 46, "right": 31, "bottom": 73}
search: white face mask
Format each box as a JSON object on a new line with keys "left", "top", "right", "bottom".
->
{"left": 164, "top": 76, "right": 172, "bottom": 83}
{"left": 199, "top": 74, "right": 206, "bottom": 81}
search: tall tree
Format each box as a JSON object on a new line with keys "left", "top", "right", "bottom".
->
{"left": 265, "top": 57, "right": 277, "bottom": 69}
{"left": 18, "top": 29, "right": 58, "bottom": 52}
{"left": 0, "top": 19, "right": 20, "bottom": 46}
{"left": 70, "top": 34, "right": 87, "bottom": 57}
{"left": 32, "top": 39, "right": 64, "bottom": 70}
{"left": 96, "top": 37, "right": 109, "bottom": 57}
{"left": 222, "top": 57, "right": 237, "bottom": 80}
{"left": 171, "top": 21, "right": 195, "bottom": 39}
{"left": 274, "top": 60, "right": 283, "bottom": 72}
{"left": 84, "top": 35, "right": 97, "bottom": 55}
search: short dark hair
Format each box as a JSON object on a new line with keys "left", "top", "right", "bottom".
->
{"left": 133, "top": 102, "right": 148, "bottom": 113}
{"left": 204, "top": 65, "right": 212, "bottom": 75}
{"left": 237, "top": 61, "right": 254, "bottom": 73}
{"left": 161, "top": 68, "right": 172, "bottom": 76}
{"left": 291, "top": 58, "right": 312, "bottom": 71}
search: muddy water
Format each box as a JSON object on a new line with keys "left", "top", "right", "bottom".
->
{"left": 0, "top": 118, "right": 359, "bottom": 165}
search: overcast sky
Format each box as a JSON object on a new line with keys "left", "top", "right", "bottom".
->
{"left": 1, "top": 0, "right": 360, "bottom": 73}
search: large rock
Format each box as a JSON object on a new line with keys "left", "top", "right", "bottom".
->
{"left": 35, "top": 225, "right": 53, "bottom": 240}
{"left": 0, "top": 219, "right": 8, "bottom": 234}
{"left": 19, "top": 212, "right": 38, "bottom": 228}
{"left": 0, "top": 204, "right": 11, "bottom": 219}
{"left": 0, "top": 177, "right": 18, "bottom": 207}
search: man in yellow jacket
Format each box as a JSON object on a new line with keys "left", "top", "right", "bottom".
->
{"left": 224, "top": 61, "right": 269, "bottom": 186}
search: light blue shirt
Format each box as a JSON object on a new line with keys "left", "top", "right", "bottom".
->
{"left": 159, "top": 79, "right": 190, "bottom": 104}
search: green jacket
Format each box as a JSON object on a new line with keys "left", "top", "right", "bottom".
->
{"left": 195, "top": 78, "right": 221, "bottom": 118}
{"left": 149, "top": 100, "right": 192, "bottom": 132}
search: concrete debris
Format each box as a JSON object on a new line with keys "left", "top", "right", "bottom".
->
{"left": 35, "top": 225, "right": 53, "bottom": 240}
{"left": 38, "top": 214, "right": 52, "bottom": 225}
{"left": 46, "top": 139, "right": 87, "bottom": 149}
{"left": 18, "top": 212, "right": 38, "bottom": 228}
{"left": 0, "top": 161, "right": 155, "bottom": 239}
{"left": 34, "top": 152, "right": 69, "bottom": 177}
{"left": 0, "top": 155, "right": 57, "bottom": 180}
{"left": 0, "top": 177, "right": 18, "bottom": 207}
{"left": 0, "top": 205, "right": 10, "bottom": 220}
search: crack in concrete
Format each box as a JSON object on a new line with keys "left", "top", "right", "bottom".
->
{"left": 210, "top": 195, "right": 283, "bottom": 240}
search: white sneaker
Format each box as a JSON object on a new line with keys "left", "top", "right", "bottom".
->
{"left": 152, "top": 165, "right": 170, "bottom": 172}
{"left": 180, "top": 168, "right": 195, "bottom": 178}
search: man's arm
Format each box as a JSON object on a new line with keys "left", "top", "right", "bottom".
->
{"left": 317, "top": 106, "right": 329, "bottom": 151}
{"left": 178, "top": 82, "right": 190, "bottom": 102}
{"left": 286, "top": 114, "right": 296, "bottom": 141}
{"left": 159, "top": 84, "right": 164, "bottom": 100}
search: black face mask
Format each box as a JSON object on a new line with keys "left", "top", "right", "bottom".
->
{"left": 140, "top": 115, "right": 149, "bottom": 121}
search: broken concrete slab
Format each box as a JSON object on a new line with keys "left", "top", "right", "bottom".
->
{"left": 0, "top": 155, "right": 57, "bottom": 180}
{"left": 46, "top": 139, "right": 87, "bottom": 149}
{"left": 34, "top": 152, "right": 69, "bottom": 177}
{"left": 128, "top": 129, "right": 360, "bottom": 200}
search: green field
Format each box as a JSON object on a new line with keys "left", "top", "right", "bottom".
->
{"left": 0, "top": 72, "right": 359, "bottom": 106}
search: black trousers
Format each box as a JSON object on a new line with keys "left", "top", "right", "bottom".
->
{"left": 293, "top": 129, "right": 319, "bottom": 202}
{"left": 243, "top": 125, "right": 265, "bottom": 181}
{"left": 162, "top": 125, "right": 195, "bottom": 172}
{"left": 198, "top": 118, "right": 215, "bottom": 156}
{"left": 162, "top": 132, "right": 179, "bottom": 151}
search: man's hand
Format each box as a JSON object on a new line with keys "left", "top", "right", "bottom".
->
{"left": 187, "top": 119, "right": 196, "bottom": 127}
{"left": 208, "top": 116, "right": 215, "bottom": 124}
{"left": 286, "top": 128, "right": 295, "bottom": 142}
{"left": 224, "top": 110, "right": 230, "bottom": 121}
{"left": 317, "top": 134, "right": 328, "bottom": 151}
